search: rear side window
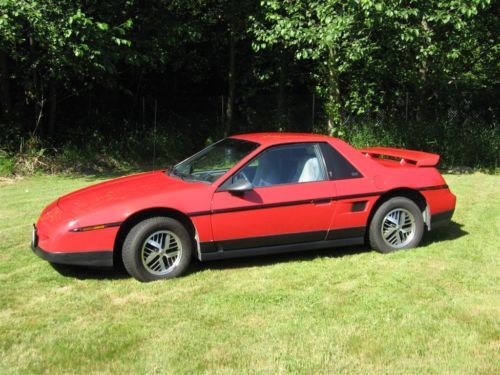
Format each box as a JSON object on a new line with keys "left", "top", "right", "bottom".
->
{"left": 319, "top": 143, "right": 362, "bottom": 180}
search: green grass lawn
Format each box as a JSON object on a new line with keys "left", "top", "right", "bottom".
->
{"left": 0, "top": 173, "right": 499, "bottom": 374}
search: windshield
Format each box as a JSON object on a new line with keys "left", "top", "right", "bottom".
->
{"left": 169, "top": 138, "right": 259, "bottom": 183}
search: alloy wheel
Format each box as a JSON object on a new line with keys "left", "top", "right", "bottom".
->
{"left": 380, "top": 208, "right": 416, "bottom": 248}
{"left": 141, "top": 230, "right": 182, "bottom": 275}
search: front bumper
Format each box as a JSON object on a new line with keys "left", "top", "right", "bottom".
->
{"left": 31, "top": 225, "right": 113, "bottom": 267}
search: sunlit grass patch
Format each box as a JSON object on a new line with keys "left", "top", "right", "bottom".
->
{"left": 0, "top": 173, "right": 499, "bottom": 373}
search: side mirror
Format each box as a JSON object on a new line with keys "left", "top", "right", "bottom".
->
{"left": 226, "top": 179, "right": 253, "bottom": 195}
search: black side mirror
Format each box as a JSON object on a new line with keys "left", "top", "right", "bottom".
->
{"left": 226, "top": 179, "right": 253, "bottom": 195}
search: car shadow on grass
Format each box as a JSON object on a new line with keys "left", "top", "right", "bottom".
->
{"left": 49, "top": 246, "right": 372, "bottom": 281}
{"left": 49, "top": 220, "right": 468, "bottom": 280}
{"left": 189, "top": 245, "right": 371, "bottom": 274}
{"left": 420, "top": 220, "right": 468, "bottom": 246}
{"left": 190, "top": 220, "right": 469, "bottom": 274}
{"left": 50, "top": 263, "right": 129, "bottom": 280}
{"left": 188, "top": 221, "right": 469, "bottom": 273}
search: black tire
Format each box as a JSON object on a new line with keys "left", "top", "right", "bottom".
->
{"left": 369, "top": 197, "right": 424, "bottom": 253}
{"left": 122, "top": 217, "right": 192, "bottom": 282}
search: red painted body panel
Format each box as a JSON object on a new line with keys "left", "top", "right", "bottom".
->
{"left": 360, "top": 147, "right": 440, "bottom": 167}
{"left": 211, "top": 180, "right": 337, "bottom": 241}
{"left": 33, "top": 132, "right": 456, "bottom": 263}
{"left": 421, "top": 188, "right": 456, "bottom": 215}
{"left": 329, "top": 178, "right": 381, "bottom": 231}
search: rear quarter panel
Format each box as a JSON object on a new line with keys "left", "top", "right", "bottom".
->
{"left": 328, "top": 139, "right": 454, "bottom": 225}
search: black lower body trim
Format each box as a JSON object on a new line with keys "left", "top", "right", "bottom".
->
{"left": 200, "top": 242, "right": 217, "bottom": 253}
{"left": 326, "top": 226, "right": 366, "bottom": 241}
{"left": 32, "top": 244, "right": 113, "bottom": 267}
{"left": 201, "top": 228, "right": 367, "bottom": 254}
{"left": 199, "top": 237, "right": 365, "bottom": 261}
{"left": 215, "top": 230, "right": 327, "bottom": 252}
{"left": 431, "top": 209, "right": 454, "bottom": 229}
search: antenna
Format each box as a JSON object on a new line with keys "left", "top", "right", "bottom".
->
{"left": 153, "top": 99, "right": 157, "bottom": 170}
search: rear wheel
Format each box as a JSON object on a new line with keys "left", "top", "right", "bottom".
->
{"left": 122, "top": 217, "right": 192, "bottom": 281}
{"left": 369, "top": 197, "right": 424, "bottom": 253}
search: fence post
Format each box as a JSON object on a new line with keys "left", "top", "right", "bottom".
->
{"left": 221, "top": 95, "right": 225, "bottom": 129}
{"left": 153, "top": 99, "right": 157, "bottom": 170}
{"left": 405, "top": 92, "right": 409, "bottom": 122}
{"left": 142, "top": 97, "right": 146, "bottom": 130}
{"left": 312, "top": 92, "right": 315, "bottom": 129}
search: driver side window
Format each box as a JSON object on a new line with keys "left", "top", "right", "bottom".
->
{"left": 228, "top": 143, "right": 327, "bottom": 188}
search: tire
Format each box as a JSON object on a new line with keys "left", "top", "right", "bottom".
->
{"left": 369, "top": 197, "right": 424, "bottom": 253}
{"left": 122, "top": 217, "right": 192, "bottom": 282}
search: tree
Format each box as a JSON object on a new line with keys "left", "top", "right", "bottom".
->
{"left": 0, "top": 0, "right": 132, "bottom": 136}
{"left": 252, "top": 0, "right": 496, "bottom": 131}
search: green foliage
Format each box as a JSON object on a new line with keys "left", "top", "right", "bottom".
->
{"left": 253, "top": 0, "right": 497, "bottom": 125}
{"left": 0, "top": 0, "right": 133, "bottom": 103}
{"left": 14, "top": 136, "right": 48, "bottom": 175}
{"left": 0, "top": 150, "right": 14, "bottom": 176}
{"left": 342, "top": 119, "right": 499, "bottom": 169}
{"left": 1, "top": 126, "right": 192, "bottom": 176}
{"left": 0, "top": 0, "right": 497, "bottom": 169}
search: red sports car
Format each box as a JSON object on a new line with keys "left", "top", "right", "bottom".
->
{"left": 32, "top": 133, "right": 456, "bottom": 281}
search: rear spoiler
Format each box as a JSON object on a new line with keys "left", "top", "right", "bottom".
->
{"left": 359, "top": 147, "right": 440, "bottom": 167}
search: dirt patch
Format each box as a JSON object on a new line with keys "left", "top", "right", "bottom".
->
{"left": 0, "top": 176, "right": 23, "bottom": 186}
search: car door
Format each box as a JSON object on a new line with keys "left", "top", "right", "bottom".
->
{"left": 209, "top": 143, "right": 337, "bottom": 251}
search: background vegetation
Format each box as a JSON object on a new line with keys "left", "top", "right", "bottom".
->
{"left": 0, "top": 0, "right": 498, "bottom": 175}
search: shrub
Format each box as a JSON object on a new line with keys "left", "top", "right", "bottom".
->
{"left": 341, "top": 119, "right": 499, "bottom": 170}
{"left": 0, "top": 151, "right": 15, "bottom": 177}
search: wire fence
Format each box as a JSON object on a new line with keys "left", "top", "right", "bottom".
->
{"left": 127, "top": 91, "right": 497, "bottom": 134}
{"left": 54, "top": 89, "right": 498, "bottom": 167}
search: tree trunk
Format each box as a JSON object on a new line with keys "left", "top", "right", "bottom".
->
{"left": 224, "top": 30, "right": 235, "bottom": 137}
{"left": 326, "top": 47, "right": 341, "bottom": 133}
{"left": 34, "top": 88, "right": 44, "bottom": 137}
{"left": 0, "top": 51, "right": 12, "bottom": 115}
{"left": 277, "top": 63, "right": 285, "bottom": 129}
{"left": 416, "top": 18, "right": 430, "bottom": 122}
{"left": 29, "top": 36, "right": 44, "bottom": 136}
{"left": 48, "top": 81, "right": 57, "bottom": 138}
{"left": 128, "top": 74, "right": 143, "bottom": 127}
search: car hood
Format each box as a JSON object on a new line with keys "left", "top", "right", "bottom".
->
{"left": 57, "top": 171, "right": 187, "bottom": 216}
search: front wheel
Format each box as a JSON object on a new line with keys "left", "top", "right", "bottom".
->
{"left": 122, "top": 217, "right": 192, "bottom": 282}
{"left": 369, "top": 197, "right": 424, "bottom": 253}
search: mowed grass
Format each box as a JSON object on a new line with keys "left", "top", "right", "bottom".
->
{"left": 0, "top": 173, "right": 499, "bottom": 374}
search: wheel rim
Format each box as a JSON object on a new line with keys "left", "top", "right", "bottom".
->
{"left": 380, "top": 208, "right": 416, "bottom": 249}
{"left": 141, "top": 230, "right": 182, "bottom": 275}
